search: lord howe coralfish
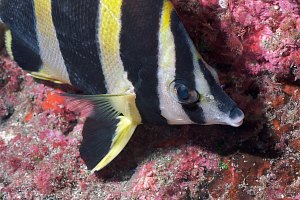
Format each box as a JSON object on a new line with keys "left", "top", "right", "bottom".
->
{"left": 0, "top": 0, "right": 244, "bottom": 172}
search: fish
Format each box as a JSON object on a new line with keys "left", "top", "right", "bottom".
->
{"left": 0, "top": 0, "right": 244, "bottom": 172}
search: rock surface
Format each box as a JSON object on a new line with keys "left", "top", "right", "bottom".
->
{"left": 0, "top": 0, "right": 300, "bottom": 199}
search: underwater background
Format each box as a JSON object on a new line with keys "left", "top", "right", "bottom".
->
{"left": 0, "top": 0, "right": 300, "bottom": 199}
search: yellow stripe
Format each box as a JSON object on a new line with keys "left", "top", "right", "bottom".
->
{"left": 33, "top": 0, "right": 70, "bottom": 84}
{"left": 99, "top": 0, "right": 133, "bottom": 94}
{"left": 159, "top": 0, "right": 175, "bottom": 69}
{"left": 5, "top": 30, "right": 14, "bottom": 59}
{"left": 161, "top": 0, "right": 173, "bottom": 32}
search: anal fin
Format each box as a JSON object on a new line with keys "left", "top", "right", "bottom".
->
{"left": 63, "top": 93, "right": 141, "bottom": 172}
{"left": 80, "top": 115, "right": 137, "bottom": 172}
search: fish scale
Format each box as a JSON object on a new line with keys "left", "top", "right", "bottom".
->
{"left": 99, "top": 0, "right": 132, "bottom": 94}
{"left": 33, "top": 0, "right": 71, "bottom": 84}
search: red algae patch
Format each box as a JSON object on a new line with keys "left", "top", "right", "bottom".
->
{"left": 42, "top": 91, "right": 65, "bottom": 112}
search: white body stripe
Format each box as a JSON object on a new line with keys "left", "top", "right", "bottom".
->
{"left": 157, "top": 1, "right": 192, "bottom": 125}
{"left": 98, "top": 0, "right": 134, "bottom": 94}
{"left": 33, "top": 0, "right": 70, "bottom": 84}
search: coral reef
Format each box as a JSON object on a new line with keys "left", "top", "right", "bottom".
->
{"left": 0, "top": 0, "right": 300, "bottom": 199}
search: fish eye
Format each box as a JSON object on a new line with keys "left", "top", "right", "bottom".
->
{"left": 169, "top": 79, "right": 199, "bottom": 104}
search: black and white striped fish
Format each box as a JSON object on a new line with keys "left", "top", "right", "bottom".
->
{"left": 0, "top": 0, "right": 244, "bottom": 172}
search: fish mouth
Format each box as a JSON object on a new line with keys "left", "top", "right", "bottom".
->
{"left": 227, "top": 118, "right": 244, "bottom": 127}
{"left": 226, "top": 107, "right": 244, "bottom": 127}
{"left": 194, "top": 106, "right": 245, "bottom": 127}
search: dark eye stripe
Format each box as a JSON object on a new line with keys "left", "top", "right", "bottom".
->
{"left": 171, "top": 80, "right": 199, "bottom": 104}
{"left": 171, "top": 13, "right": 195, "bottom": 84}
{"left": 171, "top": 10, "right": 205, "bottom": 124}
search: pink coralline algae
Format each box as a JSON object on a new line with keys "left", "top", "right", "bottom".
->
{"left": 1, "top": 0, "right": 300, "bottom": 199}
{"left": 127, "top": 146, "right": 219, "bottom": 198}
{"left": 175, "top": 0, "right": 300, "bottom": 79}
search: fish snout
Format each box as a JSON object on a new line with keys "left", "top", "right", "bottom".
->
{"left": 227, "top": 106, "right": 244, "bottom": 127}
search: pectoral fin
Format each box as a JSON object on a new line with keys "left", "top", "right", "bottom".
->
{"left": 63, "top": 93, "right": 141, "bottom": 172}
{"left": 5, "top": 30, "right": 13, "bottom": 59}
{"left": 30, "top": 71, "right": 64, "bottom": 84}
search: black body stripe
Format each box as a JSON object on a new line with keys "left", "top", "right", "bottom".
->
{"left": 171, "top": 11, "right": 205, "bottom": 124}
{"left": 51, "top": 0, "right": 106, "bottom": 95}
{"left": 120, "top": 0, "right": 167, "bottom": 124}
{"left": 0, "top": 0, "right": 42, "bottom": 71}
